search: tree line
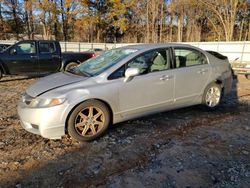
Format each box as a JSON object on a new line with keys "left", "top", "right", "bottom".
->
{"left": 0, "top": 0, "right": 249, "bottom": 43}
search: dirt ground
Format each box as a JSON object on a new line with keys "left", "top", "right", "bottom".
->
{"left": 0, "top": 75, "right": 250, "bottom": 188}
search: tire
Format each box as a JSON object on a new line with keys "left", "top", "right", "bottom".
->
{"left": 64, "top": 62, "right": 78, "bottom": 71}
{"left": 0, "top": 69, "right": 2, "bottom": 80}
{"left": 202, "top": 83, "right": 222, "bottom": 109}
{"left": 67, "top": 100, "right": 110, "bottom": 142}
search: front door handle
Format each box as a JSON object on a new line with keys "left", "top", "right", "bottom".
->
{"left": 30, "top": 55, "right": 38, "bottom": 59}
{"left": 52, "top": 55, "right": 60, "bottom": 58}
{"left": 160, "top": 75, "right": 173, "bottom": 81}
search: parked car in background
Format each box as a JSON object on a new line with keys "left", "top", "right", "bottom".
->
{"left": 0, "top": 44, "right": 11, "bottom": 52}
{"left": 18, "top": 44, "right": 232, "bottom": 142}
{"left": 230, "top": 58, "right": 250, "bottom": 80}
{"left": 88, "top": 48, "right": 105, "bottom": 56}
{"left": 0, "top": 40, "right": 95, "bottom": 80}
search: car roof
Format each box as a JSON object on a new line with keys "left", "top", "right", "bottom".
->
{"left": 0, "top": 44, "right": 11, "bottom": 46}
{"left": 120, "top": 43, "right": 194, "bottom": 51}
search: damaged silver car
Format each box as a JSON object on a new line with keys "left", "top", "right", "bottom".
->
{"left": 18, "top": 44, "right": 232, "bottom": 142}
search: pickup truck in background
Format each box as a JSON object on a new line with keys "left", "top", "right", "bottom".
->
{"left": 0, "top": 44, "right": 11, "bottom": 52}
{"left": 0, "top": 40, "right": 96, "bottom": 80}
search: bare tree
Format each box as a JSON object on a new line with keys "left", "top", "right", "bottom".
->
{"left": 199, "top": 0, "right": 239, "bottom": 41}
{"left": 1, "top": 0, "right": 23, "bottom": 40}
{"left": 24, "top": 0, "right": 34, "bottom": 39}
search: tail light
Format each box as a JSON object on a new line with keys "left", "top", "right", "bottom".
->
{"left": 92, "top": 53, "right": 96, "bottom": 57}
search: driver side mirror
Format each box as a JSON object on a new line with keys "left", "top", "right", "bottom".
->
{"left": 10, "top": 48, "right": 17, "bottom": 55}
{"left": 124, "top": 67, "right": 140, "bottom": 82}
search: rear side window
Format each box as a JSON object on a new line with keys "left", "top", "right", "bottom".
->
{"left": 174, "top": 48, "right": 207, "bottom": 68}
{"left": 39, "top": 42, "right": 56, "bottom": 53}
{"left": 206, "top": 51, "right": 228, "bottom": 60}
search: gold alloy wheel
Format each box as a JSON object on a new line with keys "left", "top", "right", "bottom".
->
{"left": 74, "top": 106, "right": 105, "bottom": 137}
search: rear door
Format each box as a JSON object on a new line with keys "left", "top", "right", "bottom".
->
{"left": 5, "top": 41, "right": 39, "bottom": 74}
{"left": 38, "top": 41, "right": 61, "bottom": 73}
{"left": 173, "top": 47, "right": 212, "bottom": 105}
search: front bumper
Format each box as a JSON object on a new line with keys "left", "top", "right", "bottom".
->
{"left": 17, "top": 101, "right": 70, "bottom": 139}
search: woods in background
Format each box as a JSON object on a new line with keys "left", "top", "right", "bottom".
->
{"left": 0, "top": 0, "right": 249, "bottom": 42}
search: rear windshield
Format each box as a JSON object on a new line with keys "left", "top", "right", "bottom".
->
{"left": 206, "top": 51, "right": 228, "bottom": 60}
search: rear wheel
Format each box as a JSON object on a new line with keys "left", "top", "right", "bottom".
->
{"left": 64, "top": 62, "right": 78, "bottom": 71}
{"left": 203, "top": 83, "right": 222, "bottom": 109}
{"left": 67, "top": 100, "right": 110, "bottom": 142}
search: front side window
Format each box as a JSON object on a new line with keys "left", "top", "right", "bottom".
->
{"left": 128, "top": 49, "right": 171, "bottom": 74}
{"left": 39, "top": 42, "right": 56, "bottom": 53}
{"left": 174, "top": 48, "right": 207, "bottom": 68}
{"left": 108, "top": 48, "right": 171, "bottom": 80}
{"left": 12, "top": 42, "right": 36, "bottom": 54}
{"left": 108, "top": 65, "right": 125, "bottom": 80}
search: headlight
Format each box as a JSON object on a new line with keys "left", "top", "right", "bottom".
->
{"left": 29, "top": 98, "right": 66, "bottom": 108}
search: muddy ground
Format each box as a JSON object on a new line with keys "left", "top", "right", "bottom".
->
{"left": 0, "top": 75, "right": 250, "bottom": 188}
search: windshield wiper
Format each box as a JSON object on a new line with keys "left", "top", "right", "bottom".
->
{"left": 66, "top": 67, "right": 92, "bottom": 77}
{"left": 81, "top": 70, "right": 93, "bottom": 77}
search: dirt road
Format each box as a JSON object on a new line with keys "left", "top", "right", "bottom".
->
{"left": 0, "top": 75, "right": 250, "bottom": 188}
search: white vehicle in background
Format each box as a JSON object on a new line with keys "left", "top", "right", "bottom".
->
{"left": 230, "top": 57, "right": 250, "bottom": 80}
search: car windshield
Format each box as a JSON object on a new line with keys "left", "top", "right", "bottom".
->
{"left": 76, "top": 48, "right": 137, "bottom": 76}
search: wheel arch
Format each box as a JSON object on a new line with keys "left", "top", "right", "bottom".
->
{"left": 61, "top": 60, "right": 80, "bottom": 71}
{"left": 0, "top": 62, "right": 8, "bottom": 74}
{"left": 204, "top": 78, "right": 223, "bottom": 95}
{"left": 65, "top": 98, "right": 114, "bottom": 134}
{"left": 214, "top": 78, "right": 225, "bottom": 94}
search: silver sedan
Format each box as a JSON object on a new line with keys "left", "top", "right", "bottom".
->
{"left": 17, "top": 44, "right": 232, "bottom": 142}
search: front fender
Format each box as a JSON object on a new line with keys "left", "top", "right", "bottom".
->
{"left": 60, "top": 60, "right": 67, "bottom": 71}
{"left": 0, "top": 61, "right": 8, "bottom": 74}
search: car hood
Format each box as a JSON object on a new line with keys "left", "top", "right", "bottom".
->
{"left": 26, "top": 72, "right": 88, "bottom": 97}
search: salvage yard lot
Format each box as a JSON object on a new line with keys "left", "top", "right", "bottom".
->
{"left": 0, "top": 75, "right": 250, "bottom": 187}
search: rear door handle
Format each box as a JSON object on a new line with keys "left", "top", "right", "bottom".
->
{"left": 160, "top": 75, "right": 173, "bottom": 81}
{"left": 197, "top": 69, "right": 208, "bottom": 74}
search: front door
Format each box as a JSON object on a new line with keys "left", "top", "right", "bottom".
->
{"left": 116, "top": 48, "right": 175, "bottom": 118}
{"left": 6, "top": 41, "right": 39, "bottom": 74}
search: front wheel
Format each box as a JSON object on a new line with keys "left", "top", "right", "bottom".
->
{"left": 67, "top": 100, "right": 110, "bottom": 142}
{"left": 203, "top": 83, "right": 222, "bottom": 109}
{"left": 64, "top": 62, "right": 78, "bottom": 71}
